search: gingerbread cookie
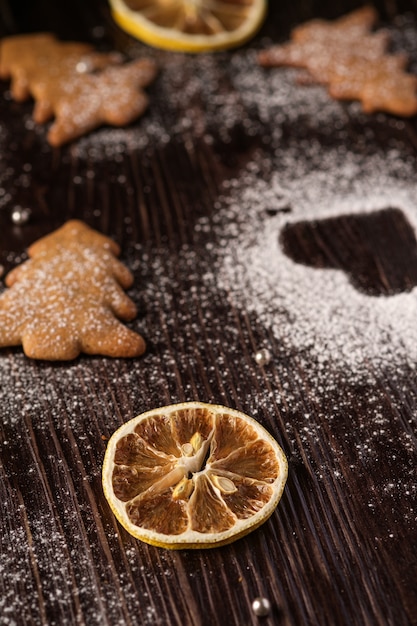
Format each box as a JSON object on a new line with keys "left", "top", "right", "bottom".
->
{"left": 0, "top": 33, "right": 157, "bottom": 145}
{"left": 0, "top": 220, "right": 146, "bottom": 360}
{"left": 328, "top": 53, "right": 417, "bottom": 116}
{"left": 258, "top": 7, "right": 417, "bottom": 117}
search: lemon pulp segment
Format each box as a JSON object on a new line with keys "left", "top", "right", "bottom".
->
{"left": 108, "top": 0, "right": 267, "bottom": 53}
{"left": 102, "top": 402, "right": 287, "bottom": 549}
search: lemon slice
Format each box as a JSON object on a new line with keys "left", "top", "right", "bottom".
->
{"left": 108, "top": 0, "right": 267, "bottom": 53}
{"left": 102, "top": 401, "right": 288, "bottom": 549}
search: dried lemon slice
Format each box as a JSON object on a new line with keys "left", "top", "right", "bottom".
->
{"left": 102, "top": 401, "right": 287, "bottom": 549}
{"left": 108, "top": 0, "right": 267, "bottom": 53}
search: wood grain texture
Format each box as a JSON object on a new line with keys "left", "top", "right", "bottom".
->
{"left": 1, "top": 1, "right": 417, "bottom": 625}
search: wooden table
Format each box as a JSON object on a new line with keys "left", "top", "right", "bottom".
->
{"left": 1, "top": 1, "right": 417, "bottom": 624}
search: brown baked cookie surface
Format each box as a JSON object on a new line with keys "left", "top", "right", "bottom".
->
{"left": 0, "top": 33, "right": 157, "bottom": 145}
{"left": 258, "top": 6, "right": 417, "bottom": 117}
{"left": 0, "top": 220, "right": 146, "bottom": 360}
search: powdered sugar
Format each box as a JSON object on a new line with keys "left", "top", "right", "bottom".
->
{"left": 220, "top": 166, "right": 414, "bottom": 373}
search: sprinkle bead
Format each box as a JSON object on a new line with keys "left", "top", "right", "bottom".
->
{"left": 11, "top": 206, "right": 31, "bottom": 225}
{"left": 254, "top": 348, "right": 272, "bottom": 366}
{"left": 252, "top": 597, "right": 272, "bottom": 617}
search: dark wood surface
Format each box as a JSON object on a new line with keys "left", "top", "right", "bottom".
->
{"left": 1, "top": 1, "right": 417, "bottom": 625}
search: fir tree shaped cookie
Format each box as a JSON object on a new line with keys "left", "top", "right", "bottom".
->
{"left": 0, "top": 33, "right": 157, "bottom": 145}
{"left": 258, "top": 6, "right": 417, "bottom": 117}
{"left": 0, "top": 220, "right": 146, "bottom": 360}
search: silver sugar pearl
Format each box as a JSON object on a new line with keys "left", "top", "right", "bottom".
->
{"left": 254, "top": 348, "right": 272, "bottom": 366}
{"left": 252, "top": 597, "right": 272, "bottom": 617}
{"left": 11, "top": 206, "right": 31, "bottom": 225}
{"left": 76, "top": 59, "right": 92, "bottom": 74}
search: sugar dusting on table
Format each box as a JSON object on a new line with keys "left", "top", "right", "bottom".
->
{"left": 213, "top": 145, "right": 417, "bottom": 379}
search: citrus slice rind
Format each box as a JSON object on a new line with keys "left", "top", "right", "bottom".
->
{"left": 108, "top": 0, "right": 267, "bottom": 53}
{"left": 102, "top": 401, "right": 288, "bottom": 549}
